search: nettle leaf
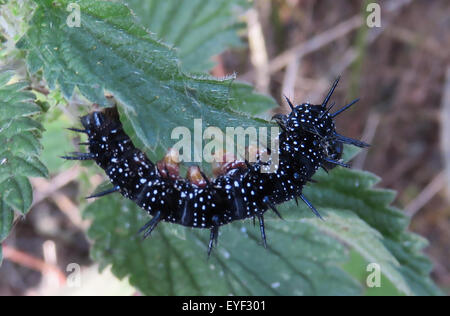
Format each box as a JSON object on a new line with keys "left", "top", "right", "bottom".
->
{"left": 124, "top": 0, "right": 250, "bottom": 73}
{"left": 297, "top": 168, "right": 441, "bottom": 295}
{"left": 0, "top": 70, "right": 47, "bottom": 212}
{"left": 84, "top": 194, "right": 360, "bottom": 295}
{"left": 0, "top": 200, "right": 14, "bottom": 266}
{"left": 0, "top": 200, "right": 14, "bottom": 241}
{"left": 0, "top": 70, "right": 48, "bottom": 265}
{"left": 17, "top": 0, "right": 276, "bottom": 164}
{"left": 84, "top": 162, "right": 441, "bottom": 296}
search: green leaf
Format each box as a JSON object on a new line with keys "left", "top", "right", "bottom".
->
{"left": 17, "top": 0, "right": 277, "bottom": 163}
{"left": 0, "top": 70, "right": 47, "bottom": 265}
{"left": 294, "top": 167, "right": 442, "bottom": 295}
{"left": 341, "top": 250, "right": 403, "bottom": 296}
{"left": 0, "top": 199, "right": 14, "bottom": 267}
{"left": 84, "top": 194, "right": 360, "bottom": 295}
{"left": 40, "top": 114, "right": 77, "bottom": 173}
{"left": 0, "top": 70, "right": 47, "bottom": 212}
{"left": 0, "top": 200, "right": 14, "bottom": 242}
{"left": 0, "top": 176, "right": 33, "bottom": 213}
{"left": 125, "top": 0, "right": 250, "bottom": 73}
{"left": 84, "top": 161, "right": 441, "bottom": 296}
{"left": 307, "top": 208, "right": 412, "bottom": 294}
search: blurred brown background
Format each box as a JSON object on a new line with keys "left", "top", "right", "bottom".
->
{"left": 1, "top": 0, "right": 449, "bottom": 295}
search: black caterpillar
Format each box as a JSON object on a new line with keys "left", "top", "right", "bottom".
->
{"left": 63, "top": 78, "right": 369, "bottom": 255}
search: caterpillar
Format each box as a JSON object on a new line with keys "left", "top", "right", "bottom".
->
{"left": 63, "top": 77, "right": 369, "bottom": 255}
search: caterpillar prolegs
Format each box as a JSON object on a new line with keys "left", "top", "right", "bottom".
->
{"left": 63, "top": 78, "right": 369, "bottom": 255}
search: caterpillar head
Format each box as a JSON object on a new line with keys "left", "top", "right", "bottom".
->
{"left": 287, "top": 103, "right": 342, "bottom": 168}
{"left": 284, "top": 77, "right": 369, "bottom": 166}
{"left": 289, "top": 103, "right": 336, "bottom": 137}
